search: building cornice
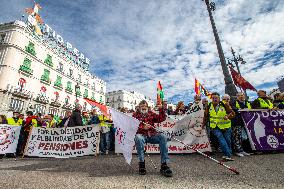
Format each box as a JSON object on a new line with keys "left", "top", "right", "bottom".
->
{"left": 0, "top": 20, "right": 106, "bottom": 86}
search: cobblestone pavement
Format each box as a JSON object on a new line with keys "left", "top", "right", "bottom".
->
{"left": 0, "top": 152, "right": 283, "bottom": 189}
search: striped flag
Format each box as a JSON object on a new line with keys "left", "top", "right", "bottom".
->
{"left": 194, "top": 79, "right": 212, "bottom": 99}
{"left": 157, "top": 81, "right": 164, "bottom": 105}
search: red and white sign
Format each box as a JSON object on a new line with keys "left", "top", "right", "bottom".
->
{"left": 24, "top": 125, "right": 100, "bottom": 158}
{"left": 115, "top": 102, "right": 211, "bottom": 154}
{"left": 0, "top": 125, "right": 21, "bottom": 154}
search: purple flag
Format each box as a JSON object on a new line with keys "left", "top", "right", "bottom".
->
{"left": 241, "top": 110, "right": 284, "bottom": 151}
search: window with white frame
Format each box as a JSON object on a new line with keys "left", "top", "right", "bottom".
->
{"left": 69, "top": 69, "right": 73, "bottom": 77}
{"left": 34, "top": 104, "right": 46, "bottom": 115}
{"left": 49, "top": 107, "right": 59, "bottom": 116}
{"left": 92, "top": 82, "right": 95, "bottom": 90}
{"left": 58, "top": 62, "right": 63, "bottom": 72}
{"left": 9, "top": 98, "right": 24, "bottom": 112}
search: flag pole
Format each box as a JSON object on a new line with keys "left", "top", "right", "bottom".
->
{"left": 154, "top": 127, "right": 240, "bottom": 175}
{"left": 144, "top": 145, "right": 157, "bottom": 169}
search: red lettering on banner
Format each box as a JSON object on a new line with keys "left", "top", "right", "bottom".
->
{"left": 38, "top": 141, "right": 90, "bottom": 152}
{"left": 38, "top": 142, "right": 45, "bottom": 149}
{"left": 43, "top": 143, "right": 50, "bottom": 150}
{"left": 49, "top": 143, "right": 55, "bottom": 150}
{"left": 55, "top": 143, "right": 61, "bottom": 151}
{"left": 169, "top": 145, "right": 177, "bottom": 151}
{"left": 70, "top": 142, "right": 76, "bottom": 150}
{"left": 76, "top": 141, "right": 82, "bottom": 149}
{"left": 62, "top": 144, "right": 68, "bottom": 151}
{"left": 167, "top": 142, "right": 210, "bottom": 152}
{"left": 82, "top": 141, "right": 88, "bottom": 148}
{"left": 162, "top": 122, "right": 176, "bottom": 128}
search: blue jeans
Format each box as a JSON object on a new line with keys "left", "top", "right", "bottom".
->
{"left": 100, "top": 131, "right": 110, "bottom": 153}
{"left": 134, "top": 133, "right": 169, "bottom": 164}
{"left": 211, "top": 127, "right": 232, "bottom": 157}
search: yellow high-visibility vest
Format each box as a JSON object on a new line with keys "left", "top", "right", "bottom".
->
{"left": 257, "top": 98, "right": 274, "bottom": 109}
{"left": 235, "top": 101, "right": 251, "bottom": 109}
{"left": 7, "top": 118, "right": 23, "bottom": 126}
{"left": 98, "top": 115, "right": 111, "bottom": 127}
{"left": 32, "top": 119, "right": 38, "bottom": 127}
{"left": 209, "top": 103, "right": 231, "bottom": 129}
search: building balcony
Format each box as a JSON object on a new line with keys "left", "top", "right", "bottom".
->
{"left": 76, "top": 91, "right": 82, "bottom": 97}
{"left": 62, "top": 103, "right": 72, "bottom": 110}
{"left": 12, "top": 88, "right": 32, "bottom": 99}
{"left": 19, "top": 65, "right": 33, "bottom": 76}
{"left": 40, "top": 76, "right": 51, "bottom": 85}
{"left": 34, "top": 94, "right": 49, "bottom": 104}
{"left": 56, "top": 68, "right": 64, "bottom": 73}
{"left": 50, "top": 99, "right": 62, "bottom": 107}
{"left": 65, "top": 87, "right": 73, "bottom": 94}
{"left": 76, "top": 79, "right": 82, "bottom": 84}
{"left": 53, "top": 83, "right": 63, "bottom": 90}
{"left": 83, "top": 83, "right": 89, "bottom": 88}
{"left": 66, "top": 74, "right": 74, "bottom": 80}
{"left": 25, "top": 46, "right": 36, "bottom": 56}
{"left": 44, "top": 55, "right": 53, "bottom": 67}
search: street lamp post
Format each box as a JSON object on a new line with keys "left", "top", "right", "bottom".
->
{"left": 227, "top": 47, "right": 248, "bottom": 97}
{"left": 203, "top": 0, "right": 238, "bottom": 98}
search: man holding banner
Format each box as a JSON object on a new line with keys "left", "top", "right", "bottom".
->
{"left": 133, "top": 100, "right": 172, "bottom": 177}
{"left": 231, "top": 92, "right": 251, "bottom": 157}
{"left": 204, "top": 92, "right": 235, "bottom": 161}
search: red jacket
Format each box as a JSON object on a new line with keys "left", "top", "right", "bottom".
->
{"left": 24, "top": 115, "right": 37, "bottom": 131}
{"left": 132, "top": 108, "right": 166, "bottom": 136}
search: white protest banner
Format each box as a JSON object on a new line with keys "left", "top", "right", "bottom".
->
{"left": 24, "top": 125, "right": 100, "bottom": 158}
{"left": 115, "top": 102, "right": 211, "bottom": 154}
{"left": 0, "top": 124, "right": 21, "bottom": 154}
{"left": 110, "top": 108, "right": 140, "bottom": 165}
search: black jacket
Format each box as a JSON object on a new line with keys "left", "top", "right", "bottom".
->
{"left": 231, "top": 100, "right": 250, "bottom": 127}
{"left": 68, "top": 110, "right": 83, "bottom": 127}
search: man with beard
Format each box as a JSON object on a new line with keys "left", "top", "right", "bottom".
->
{"left": 133, "top": 100, "right": 172, "bottom": 177}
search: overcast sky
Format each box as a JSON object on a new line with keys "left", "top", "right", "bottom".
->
{"left": 1, "top": 0, "right": 283, "bottom": 104}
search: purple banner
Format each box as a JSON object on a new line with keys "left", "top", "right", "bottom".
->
{"left": 241, "top": 110, "right": 284, "bottom": 151}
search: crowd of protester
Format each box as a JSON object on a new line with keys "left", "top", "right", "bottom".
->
{"left": 170, "top": 90, "right": 284, "bottom": 161}
{"left": 0, "top": 104, "right": 114, "bottom": 158}
{"left": 0, "top": 90, "right": 283, "bottom": 162}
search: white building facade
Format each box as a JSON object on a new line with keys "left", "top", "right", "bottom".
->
{"left": 106, "top": 90, "right": 155, "bottom": 111}
{"left": 0, "top": 20, "right": 106, "bottom": 116}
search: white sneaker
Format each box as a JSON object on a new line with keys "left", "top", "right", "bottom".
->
{"left": 241, "top": 151, "right": 250, "bottom": 156}
{"left": 105, "top": 150, "right": 109, "bottom": 155}
{"left": 222, "top": 156, "right": 234, "bottom": 161}
{"left": 236, "top": 152, "right": 244, "bottom": 157}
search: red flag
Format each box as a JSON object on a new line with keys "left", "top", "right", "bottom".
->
{"left": 230, "top": 66, "right": 257, "bottom": 91}
{"left": 84, "top": 98, "right": 109, "bottom": 117}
